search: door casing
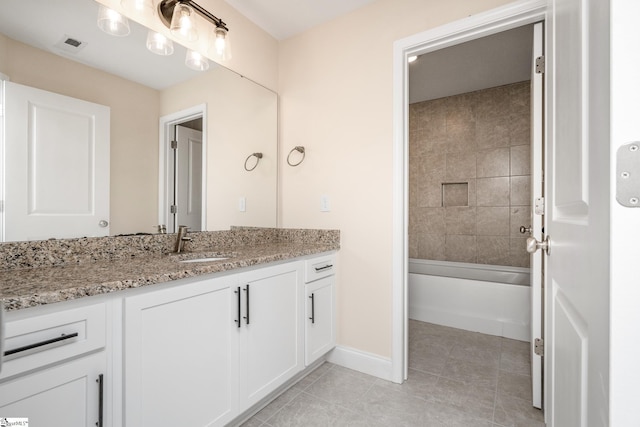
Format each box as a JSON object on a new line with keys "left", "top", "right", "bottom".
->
{"left": 391, "top": 0, "right": 548, "bottom": 404}
{"left": 158, "top": 104, "right": 207, "bottom": 234}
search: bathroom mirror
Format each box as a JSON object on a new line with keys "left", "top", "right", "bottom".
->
{"left": 0, "top": 0, "right": 277, "bottom": 242}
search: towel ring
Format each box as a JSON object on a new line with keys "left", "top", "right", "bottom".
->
{"left": 287, "top": 146, "right": 305, "bottom": 167}
{"left": 244, "top": 152, "right": 263, "bottom": 171}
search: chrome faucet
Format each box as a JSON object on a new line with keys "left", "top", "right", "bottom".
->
{"left": 174, "top": 225, "right": 192, "bottom": 253}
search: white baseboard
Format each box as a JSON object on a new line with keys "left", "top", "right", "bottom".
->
{"left": 326, "top": 345, "right": 395, "bottom": 382}
{"left": 410, "top": 305, "right": 530, "bottom": 342}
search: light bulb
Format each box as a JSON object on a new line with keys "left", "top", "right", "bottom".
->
{"left": 97, "top": 5, "right": 130, "bottom": 37}
{"left": 185, "top": 49, "right": 209, "bottom": 71}
{"left": 146, "top": 31, "right": 174, "bottom": 56}
{"left": 170, "top": 4, "right": 198, "bottom": 42}
{"left": 211, "top": 27, "right": 232, "bottom": 61}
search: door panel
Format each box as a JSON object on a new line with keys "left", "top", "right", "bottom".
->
{"left": 239, "top": 264, "right": 303, "bottom": 408}
{"left": 547, "top": 0, "right": 610, "bottom": 424}
{"left": 0, "top": 353, "right": 105, "bottom": 426}
{"left": 553, "top": 290, "right": 588, "bottom": 426}
{"left": 173, "top": 125, "right": 203, "bottom": 232}
{"left": 124, "top": 278, "right": 238, "bottom": 427}
{"left": 553, "top": 0, "right": 588, "bottom": 214}
{"left": 4, "top": 82, "right": 110, "bottom": 241}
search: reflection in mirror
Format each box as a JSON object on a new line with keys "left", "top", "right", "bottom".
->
{"left": 0, "top": 0, "right": 277, "bottom": 242}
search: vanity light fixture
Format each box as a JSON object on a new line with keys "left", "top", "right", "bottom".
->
{"left": 185, "top": 49, "right": 209, "bottom": 71}
{"left": 168, "top": 2, "right": 198, "bottom": 42}
{"left": 97, "top": 5, "right": 130, "bottom": 37}
{"left": 408, "top": 55, "right": 418, "bottom": 63}
{"left": 158, "top": 0, "right": 231, "bottom": 60}
{"left": 146, "top": 31, "right": 174, "bottom": 56}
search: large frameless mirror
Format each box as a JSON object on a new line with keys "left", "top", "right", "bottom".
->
{"left": 0, "top": 0, "right": 277, "bottom": 242}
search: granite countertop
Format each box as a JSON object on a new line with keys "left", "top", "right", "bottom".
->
{"left": 0, "top": 241, "right": 338, "bottom": 311}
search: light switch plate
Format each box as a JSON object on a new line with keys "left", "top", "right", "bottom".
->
{"left": 320, "top": 195, "right": 330, "bottom": 212}
{"left": 239, "top": 197, "right": 246, "bottom": 212}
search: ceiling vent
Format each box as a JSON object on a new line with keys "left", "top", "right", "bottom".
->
{"left": 54, "top": 34, "right": 88, "bottom": 54}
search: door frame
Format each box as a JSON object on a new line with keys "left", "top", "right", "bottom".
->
{"left": 0, "top": 74, "right": 9, "bottom": 242}
{"left": 391, "top": 0, "right": 547, "bottom": 393}
{"left": 158, "top": 104, "right": 207, "bottom": 233}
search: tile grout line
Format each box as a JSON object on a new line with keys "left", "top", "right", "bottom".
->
{"left": 492, "top": 336, "right": 504, "bottom": 424}
{"left": 254, "top": 363, "right": 336, "bottom": 425}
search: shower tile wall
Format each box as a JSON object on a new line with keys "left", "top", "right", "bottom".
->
{"left": 409, "top": 81, "right": 531, "bottom": 268}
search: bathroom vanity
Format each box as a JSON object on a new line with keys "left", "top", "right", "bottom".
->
{"left": 0, "top": 228, "right": 338, "bottom": 426}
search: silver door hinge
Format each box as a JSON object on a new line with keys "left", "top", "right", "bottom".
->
{"left": 616, "top": 142, "right": 640, "bottom": 207}
{"left": 534, "top": 338, "right": 544, "bottom": 356}
{"left": 535, "top": 56, "right": 545, "bottom": 74}
{"left": 534, "top": 197, "right": 545, "bottom": 215}
{"left": 170, "top": 205, "right": 177, "bottom": 214}
{"left": 171, "top": 140, "right": 178, "bottom": 150}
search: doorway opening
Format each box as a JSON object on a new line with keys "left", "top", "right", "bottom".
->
{"left": 391, "top": 0, "right": 547, "bottom": 419}
{"left": 159, "top": 104, "right": 207, "bottom": 234}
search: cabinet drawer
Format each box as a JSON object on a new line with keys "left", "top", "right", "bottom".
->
{"left": 304, "top": 253, "right": 337, "bottom": 283}
{"left": 1, "top": 302, "right": 106, "bottom": 380}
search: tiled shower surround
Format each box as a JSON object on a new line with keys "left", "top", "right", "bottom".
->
{"left": 409, "top": 81, "right": 531, "bottom": 267}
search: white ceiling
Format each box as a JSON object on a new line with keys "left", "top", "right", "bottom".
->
{"left": 409, "top": 24, "right": 535, "bottom": 104}
{"left": 224, "top": 0, "right": 378, "bottom": 40}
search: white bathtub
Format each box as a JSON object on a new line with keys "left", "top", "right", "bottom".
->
{"left": 409, "top": 258, "right": 531, "bottom": 341}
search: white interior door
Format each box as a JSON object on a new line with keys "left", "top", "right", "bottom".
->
{"left": 3, "top": 82, "right": 110, "bottom": 241}
{"left": 610, "top": 0, "right": 640, "bottom": 424}
{"left": 173, "top": 125, "right": 203, "bottom": 232}
{"left": 529, "top": 21, "right": 544, "bottom": 410}
{"left": 546, "top": 0, "right": 610, "bottom": 424}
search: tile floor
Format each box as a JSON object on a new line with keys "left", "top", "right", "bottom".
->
{"left": 241, "top": 320, "right": 545, "bottom": 426}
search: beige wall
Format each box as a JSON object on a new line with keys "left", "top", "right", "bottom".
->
{"left": 1, "top": 33, "right": 160, "bottom": 236}
{"left": 278, "top": 0, "right": 512, "bottom": 358}
{"left": 409, "top": 82, "right": 532, "bottom": 268}
{"left": 160, "top": 67, "right": 278, "bottom": 230}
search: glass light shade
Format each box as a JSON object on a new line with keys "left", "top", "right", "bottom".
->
{"left": 185, "top": 49, "right": 209, "bottom": 71}
{"left": 170, "top": 3, "right": 198, "bottom": 42}
{"left": 211, "top": 26, "right": 232, "bottom": 61}
{"left": 121, "top": 0, "right": 153, "bottom": 15}
{"left": 97, "top": 5, "right": 130, "bottom": 37}
{"left": 146, "top": 31, "right": 174, "bottom": 56}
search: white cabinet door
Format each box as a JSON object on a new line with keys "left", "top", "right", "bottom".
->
{"left": 0, "top": 352, "right": 107, "bottom": 427}
{"left": 3, "top": 81, "right": 110, "bottom": 242}
{"left": 124, "top": 276, "right": 238, "bottom": 427}
{"left": 305, "top": 276, "right": 336, "bottom": 366}
{"left": 237, "top": 262, "right": 304, "bottom": 409}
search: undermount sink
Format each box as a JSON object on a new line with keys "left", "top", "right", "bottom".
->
{"left": 169, "top": 251, "right": 235, "bottom": 263}
{"left": 179, "top": 257, "right": 229, "bottom": 263}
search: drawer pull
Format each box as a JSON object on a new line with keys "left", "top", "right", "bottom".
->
{"left": 3, "top": 332, "right": 79, "bottom": 357}
{"left": 243, "top": 285, "right": 250, "bottom": 325}
{"left": 234, "top": 287, "right": 241, "bottom": 328}
{"left": 309, "top": 293, "right": 315, "bottom": 324}
{"left": 96, "top": 374, "right": 104, "bottom": 427}
{"left": 314, "top": 264, "right": 333, "bottom": 272}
